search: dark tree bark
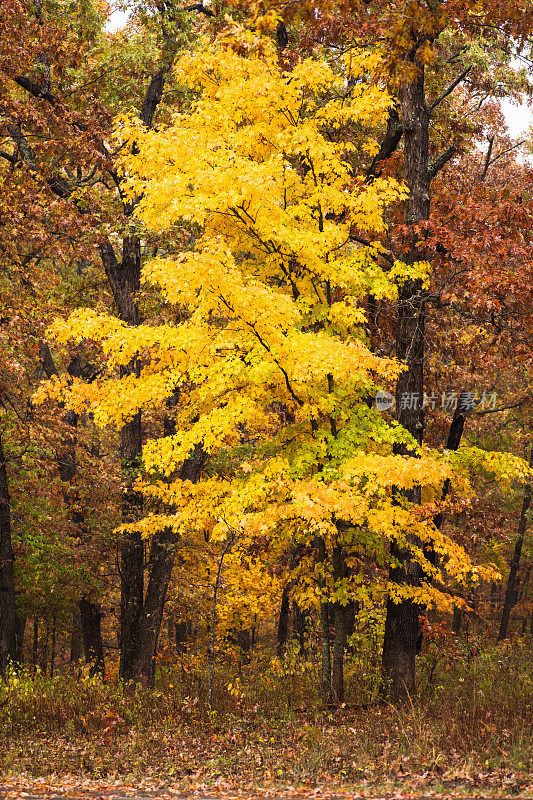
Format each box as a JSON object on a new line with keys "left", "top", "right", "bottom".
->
{"left": 0, "top": 429, "right": 18, "bottom": 675}
{"left": 345, "top": 600, "right": 357, "bottom": 645}
{"left": 317, "top": 537, "right": 332, "bottom": 701}
{"left": 415, "top": 391, "right": 470, "bottom": 648}
{"left": 433, "top": 390, "right": 470, "bottom": 534}
{"left": 32, "top": 618, "right": 39, "bottom": 670}
{"left": 277, "top": 584, "right": 290, "bottom": 659}
{"left": 292, "top": 600, "right": 308, "bottom": 657}
{"left": 320, "top": 599, "right": 332, "bottom": 702}
{"left": 70, "top": 610, "right": 82, "bottom": 663}
{"left": 120, "top": 443, "right": 207, "bottom": 686}
{"left": 382, "top": 68, "right": 430, "bottom": 702}
{"left": 234, "top": 628, "right": 252, "bottom": 663}
{"left": 498, "top": 446, "right": 533, "bottom": 640}
{"left": 79, "top": 597, "right": 105, "bottom": 675}
{"left": 452, "top": 605, "right": 462, "bottom": 634}
{"left": 332, "top": 603, "right": 346, "bottom": 704}
{"left": 128, "top": 525, "right": 174, "bottom": 686}
{"left": 175, "top": 619, "right": 192, "bottom": 654}
{"left": 50, "top": 615, "right": 57, "bottom": 678}
{"left": 331, "top": 545, "right": 346, "bottom": 704}
{"left": 39, "top": 623, "right": 49, "bottom": 673}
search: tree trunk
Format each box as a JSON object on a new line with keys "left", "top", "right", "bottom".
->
{"left": 414, "top": 391, "right": 470, "bottom": 649}
{"left": 292, "top": 600, "right": 308, "bottom": 657}
{"left": 119, "top": 442, "right": 207, "bottom": 685}
{"left": 498, "top": 446, "right": 533, "bottom": 640}
{"left": 175, "top": 619, "right": 191, "bottom": 654}
{"left": 332, "top": 604, "right": 346, "bottom": 704}
{"left": 118, "top": 407, "right": 144, "bottom": 683}
{"left": 70, "top": 610, "right": 82, "bottom": 663}
{"left": 433, "top": 390, "right": 470, "bottom": 535}
{"left": 331, "top": 545, "right": 346, "bottom": 704}
{"left": 79, "top": 597, "right": 105, "bottom": 676}
{"left": 50, "top": 615, "right": 57, "bottom": 678}
{"left": 345, "top": 601, "right": 357, "bottom": 647}
{"left": 317, "top": 537, "right": 332, "bottom": 701}
{"left": 32, "top": 617, "right": 39, "bottom": 670}
{"left": 277, "top": 584, "right": 290, "bottom": 659}
{"left": 0, "top": 429, "right": 18, "bottom": 675}
{"left": 132, "top": 525, "right": 175, "bottom": 686}
{"left": 102, "top": 238, "right": 207, "bottom": 686}
{"left": 39, "top": 622, "right": 49, "bottom": 673}
{"left": 382, "top": 67, "right": 430, "bottom": 702}
{"left": 320, "top": 600, "right": 332, "bottom": 702}
{"left": 208, "top": 535, "right": 234, "bottom": 707}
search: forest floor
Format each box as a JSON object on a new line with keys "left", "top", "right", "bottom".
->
{"left": 1, "top": 773, "right": 532, "bottom": 800}
{"left": 1, "top": 713, "right": 532, "bottom": 800}
{"left": 1, "top": 642, "right": 532, "bottom": 798}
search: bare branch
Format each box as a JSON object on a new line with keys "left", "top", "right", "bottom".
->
{"left": 0, "top": 150, "right": 16, "bottom": 164}
{"left": 366, "top": 108, "right": 403, "bottom": 179}
{"left": 140, "top": 68, "right": 167, "bottom": 128}
{"left": 182, "top": 3, "right": 215, "bottom": 15}
{"left": 429, "top": 66, "right": 472, "bottom": 113}
{"left": 428, "top": 144, "right": 457, "bottom": 178}
{"left": 484, "top": 140, "right": 526, "bottom": 176}
{"left": 480, "top": 135, "right": 495, "bottom": 181}
{"left": 38, "top": 340, "right": 59, "bottom": 379}
{"left": 476, "top": 399, "right": 529, "bottom": 416}
{"left": 13, "top": 75, "right": 58, "bottom": 108}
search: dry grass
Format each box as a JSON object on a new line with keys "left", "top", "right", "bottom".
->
{"left": 0, "top": 635, "right": 531, "bottom": 786}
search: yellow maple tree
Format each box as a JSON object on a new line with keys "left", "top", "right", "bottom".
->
{"left": 38, "top": 31, "right": 528, "bottom": 643}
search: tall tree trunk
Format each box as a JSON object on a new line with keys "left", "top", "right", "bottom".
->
{"left": 79, "top": 597, "right": 105, "bottom": 676}
{"left": 40, "top": 622, "right": 49, "bottom": 673}
{"left": 32, "top": 617, "right": 39, "bottom": 670}
{"left": 0, "top": 429, "right": 18, "bottom": 675}
{"left": 131, "top": 525, "right": 174, "bottom": 686}
{"left": 345, "top": 600, "right": 357, "bottom": 647}
{"left": 331, "top": 545, "right": 346, "bottom": 704}
{"left": 277, "top": 584, "right": 290, "bottom": 659}
{"left": 292, "top": 600, "right": 308, "bottom": 657}
{"left": 317, "top": 537, "right": 332, "bottom": 701}
{"left": 175, "top": 619, "right": 191, "bottom": 654}
{"left": 320, "top": 600, "right": 332, "bottom": 702}
{"left": 332, "top": 604, "right": 346, "bottom": 704}
{"left": 96, "top": 236, "right": 145, "bottom": 685}
{"left": 118, "top": 441, "right": 207, "bottom": 686}
{"left": 415, "top": 390, "right": 470, "bottom": 648}
{"left": 208, "top": 535, "right": 234, "bottom": 707}
{"left": 70, "top": 610, "right": 82, "bottom": 663}
{"left": 118, "top": 407, "right": 144, "bottom": 682}
{"left": 382, "top": 68, "right": 430, "bottom": 702}
{"left": 498, "top": 446, "right": 533, "bottom": 640}
{"left": 433, "top": 390, "right": 470, "bottom": 534}
{"left": 50, "top": 615, "right": 57, "bottom": 678}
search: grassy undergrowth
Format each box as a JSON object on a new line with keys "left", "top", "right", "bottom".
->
{"left": 0, "top": 635, "right": 531, "bottom": 785}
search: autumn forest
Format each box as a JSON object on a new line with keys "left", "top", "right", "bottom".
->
{"left": 0, "top": 0, "right": 532, "bottom": 793}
